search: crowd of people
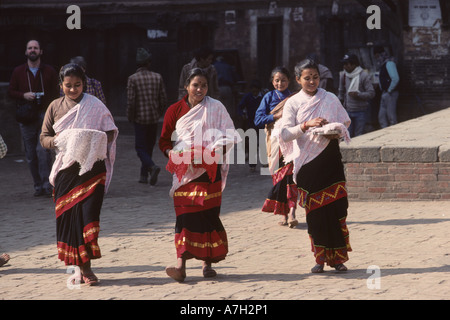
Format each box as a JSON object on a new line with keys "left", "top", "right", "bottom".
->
{"left": 2, "top": 39, "right": 400, "bottom": 284}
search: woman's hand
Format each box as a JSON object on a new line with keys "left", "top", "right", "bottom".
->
{"left": 304, "top": 117, "right": 328, "bottom": 130}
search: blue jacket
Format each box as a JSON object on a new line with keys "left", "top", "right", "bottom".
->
{"left": 254, "top": 89, "right": 291, "bottom": 128}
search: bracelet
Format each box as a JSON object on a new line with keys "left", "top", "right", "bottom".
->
{"left": 301, "top": 122, "right": 307, "bottom": 132}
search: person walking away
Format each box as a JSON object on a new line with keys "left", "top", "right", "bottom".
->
{"left": 40, "top": 63, "right": 118, "bottom": 285}
{"left": 65, "top": 56, "right": 107, "bottom": 105}
{"left": 178, "top": 46, "right": 220, "bottom": 100}
{"left": 8, "top": 39, "right": 58, "bottom": 197}
{"left": 159, "top": 68, "right": 240, "bottom": 282}
{"left": 237, "top": 79, "right": 264, "bottom": 172}
{"left": 214, "top": 55, "right": 239, "bottom": 120}
{"left": 127, "top": 48, "right": 168, "bottom": 185}
{"left": 338, "top": 53, "right": 375, "bottom": 137}
{"left": 279, "top": 59, "right": 352, "bottom": 273}
{"left": 306, "top": 53, "right": 335, "bottom": 93}
{"left": 374, "top": 47, "right": 400, "bottom": 128}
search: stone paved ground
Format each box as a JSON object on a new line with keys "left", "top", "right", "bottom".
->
{"left": 1, "top": 134, "right": 450, "bottom": 303}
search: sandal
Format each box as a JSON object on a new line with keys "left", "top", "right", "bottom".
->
{"left": 0, "top": 253, "right": 10, "bottom": 267}
{"left": 202, "top": 265, "right": 217, "bottom": 278}
{"left": 334, "top": 264, "right": 348, "bottom": 272}
{"left": 165, "top": 266, "right": 186, "bottom": 282}
{"left": 82, "top": 273, "right": 99, "bottom": 286}
{"left": 311, "top": 264, "right": 324, "bottom": 273}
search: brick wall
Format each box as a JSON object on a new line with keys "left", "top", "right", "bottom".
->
{"left": 341, "top": 108, "right": 450, "bottom": 201}
{"left": 344, "top": 162, "right": 450, "bottom": 200}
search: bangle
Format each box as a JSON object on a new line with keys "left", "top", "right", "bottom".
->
{"left": 301, "top": 122, "right": 307, "bottom": 132}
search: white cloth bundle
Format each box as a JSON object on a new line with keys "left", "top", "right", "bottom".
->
{"left": 311, "top": 122, "right": 351, "bottom": 143}
{"left": 54, "top": 128, "right": 107, "bottom": 176}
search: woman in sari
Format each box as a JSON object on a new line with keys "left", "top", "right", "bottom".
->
{"left": 254, "top": 67, "right": 298, "bottom": 228}
{"left": 159, "top": 68, "right": 240, "bottom": 282}
{"left": 278, "top": 59, "right": 352, "bottom": 273}
{"left": 40, "top": 63, "right": 118, "bottom": 285}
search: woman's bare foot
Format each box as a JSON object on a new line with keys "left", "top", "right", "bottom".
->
{"left": 165, "top": 266, "right": 186, "bottom": 282}
{"left": 287, "top": 208, "right": 298, "bottom": 228}
{"left": 166, "top": 257, "right": 186, "bottom": 282}
{"left": 278, "top": 215, "right": 288, "bottom": 226}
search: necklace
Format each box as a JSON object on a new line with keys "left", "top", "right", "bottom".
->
{"left": 274, "top": 89, "right": 289, "bottom": 102}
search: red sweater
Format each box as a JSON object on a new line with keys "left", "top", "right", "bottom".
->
{"left": 158, "top": 97, "right": 191, "bottom": 156}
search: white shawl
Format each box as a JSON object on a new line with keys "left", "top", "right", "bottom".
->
{"left": 276, "top": 88, "right": 350, "bottom": 183}
{"left": 54, "top": 129, "right": 107, "bottom": 176}
{"left": 49, "top": 94, "right": 118, "bottom": 193}
{"left": 169, "top": 96, "right": 241, "bottom": 197}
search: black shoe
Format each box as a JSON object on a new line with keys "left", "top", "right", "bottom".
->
{"left": 149, "top": 166, "right": 160, "bottom": 186}
{"left": 34, "top": 189, "right": 44, "bottom": 197}
{"left": 138, "top": 175, "right": 148, "bottom": 184}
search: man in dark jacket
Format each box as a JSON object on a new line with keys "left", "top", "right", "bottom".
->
{"left": 8, "top": 40, "right": 58, "bottom": 196}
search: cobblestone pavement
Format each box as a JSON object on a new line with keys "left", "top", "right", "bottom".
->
{"left": 1, "top": 134, "right": 449, "bottom": 301}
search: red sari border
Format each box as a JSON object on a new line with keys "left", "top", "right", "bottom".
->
{"left": 173, "top": 180, "right": 222, "bottom": 216}
{"left": 298, "top": 181, "right": 347, "bottom": 215}
{"left": 175, "top": 228, "right": 228, "bottom": 262}
{"left": 55, "top": 173, "right": 106, "bottom": 219}
{"left": 262, "top": 183, "right": 297, "bottom": 215}
{"left": 272, "top": 162, "right": 293, "bottom": 185}
{"left": 57, "top": 222, "right": 101, "bottom": 266}
{"left": 309, "top": 216, "right": 352, "bottom": 266}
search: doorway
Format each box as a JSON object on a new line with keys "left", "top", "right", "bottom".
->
{"left": 257, "top": 17, "right": 282, "bottom": 89}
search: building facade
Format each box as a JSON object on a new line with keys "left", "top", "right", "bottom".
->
{"left": 1, "top": 0, "right": 449, "bottom": 151}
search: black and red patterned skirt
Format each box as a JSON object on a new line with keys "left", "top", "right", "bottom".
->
{"left": 54, "top": 161, "right": 106, "bottom": 266}
{"left": 172, "top": 165, "right": 228, "bottom": 263}
{"left": 296, "top": 139, "right": 352, "bottom": 267}
{"left": 261, "top": 156, "right": 297, "bottom": 216}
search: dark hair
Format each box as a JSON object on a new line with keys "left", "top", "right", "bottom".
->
{"left": 194, "top": 46, "right": 214, "bottom": 61}
{"left": 270, "top": 66, "right": 290, "bottom": 81}
{"left": 184, "top": 68, "right": 209, "bottom": 87}
{"left": 26, "top": 39, "right": 42, "bottom": 50}
{"left": 294, "top": 59, "right": 320, "bottom": 78}
{"left": 306, "top": 53, "right": 320, "bottom": 64}
{"left": 59, "top": 63, "right": 86, "bottom": 87}
{"left": 70, "top": 56, "right": 87, "bottom": 71}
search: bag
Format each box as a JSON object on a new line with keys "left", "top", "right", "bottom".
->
{"left": 16, "top": 103, "right": 39, "bottom": 124}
